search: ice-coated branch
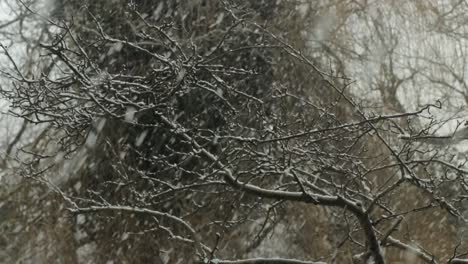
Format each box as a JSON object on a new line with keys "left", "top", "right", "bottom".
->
{"left": 156, "top": 112, "right": 386, "bottom": 264}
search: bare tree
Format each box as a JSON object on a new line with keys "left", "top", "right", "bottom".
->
{"left": 3, "top": 1, "right": 468, "bottom": 264}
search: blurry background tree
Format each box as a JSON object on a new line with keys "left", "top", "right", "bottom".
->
{"left": 2, "top": 1, "right": 468, "bottom": 264}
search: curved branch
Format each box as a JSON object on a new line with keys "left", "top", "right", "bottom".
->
{"left": 156, "top": 112, "right": 386, "bottom": 264}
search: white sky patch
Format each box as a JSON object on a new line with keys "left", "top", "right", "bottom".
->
{"left": 216, "top": 87, "right": 223, "bottom": 97}
{"left": 125, "top": 106, "right": 137, "bottom": 122}
{"left": 89, "top": 71, "right": 109, "bottom": 86}
{"left": 175, "top": 68, "right": 186, "bottom": 85}
{"left": 53, "top": 151, "right": 65, "bottom": 164}
{"left": 0, "top": 2, "right": 12, "bottom": 19}
{"left": 152, "top": 2, "right": 164, "bottom": 20}
{"left": 76, "top": 242, "right": 96, "bottom": 264}
{"left": 74, "top": 181, "right": 82, "bottom": 192}
{"left": 107, "top": 42, "right": 123, "bottom": 56}
{"left": 85, "top": 131, "right": 97, "bottom": 147}
{"left": 296, "top": 2, "right": 310, "bottom": 19}
{"left": 135, "top": 130, "right": 148, "bottom": 147}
